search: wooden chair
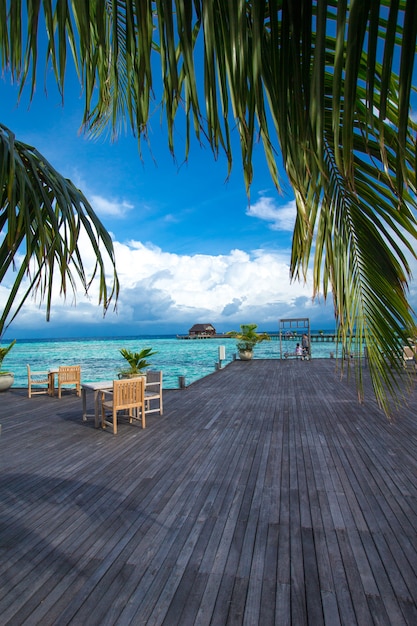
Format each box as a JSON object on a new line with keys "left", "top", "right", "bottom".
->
{"left": 145, "top": 370, "right": 163, "bottom": 416}
{"left": 27, "top": 364, "right": 50, "bottom": 398}
{"left": 100, "top": 377, "right": 145, "bottom": 435}
{"left": 57, "top": 365, "right": 81, "bottom": 398}
{"left": 402, "top": 346, "right": 417, "bottom": 370}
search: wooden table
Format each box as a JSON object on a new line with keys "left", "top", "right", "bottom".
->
{"left": 81, "top": 381, "right": 114, "bottom": 427}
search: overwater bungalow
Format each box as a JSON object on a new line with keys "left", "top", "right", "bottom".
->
{"left": 177, "top": 323, "right": 228, "bottom": 339}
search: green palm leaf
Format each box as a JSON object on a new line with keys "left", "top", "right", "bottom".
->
{"left": 0, "top": 123, "right": 119, "bottom": 334}
{"left": 2, "top": 1, "right": 417, "bottom": 413}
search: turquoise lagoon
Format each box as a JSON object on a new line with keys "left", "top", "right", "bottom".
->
{"left": 3, "top": 334, "right": 339, "bottom": 389}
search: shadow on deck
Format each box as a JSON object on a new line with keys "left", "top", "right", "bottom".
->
{"left": 1, "top": 359, "right": 416, "bottom": 625}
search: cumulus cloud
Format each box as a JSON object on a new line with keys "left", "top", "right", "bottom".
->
{"left": 222, "top": 298, "right": 244, "bottom": 317}
{"left": 246, "top": 196, "right": 296, "bottom": 231}
{"left": 0, "top": 229, "right": 337, "bottom": 337}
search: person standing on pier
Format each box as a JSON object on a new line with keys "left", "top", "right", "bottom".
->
{"left": 302, "top": 334, "right": 310, "bottom": 360}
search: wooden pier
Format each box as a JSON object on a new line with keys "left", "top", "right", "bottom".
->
{"left": 177, "top": 333, "right": 345, "bottom": 343}
{"left": 273, "top": 333, "right": 339, "bottom": 342}
{"left": 1, "top": 359, "right": 416, "bottom": 624}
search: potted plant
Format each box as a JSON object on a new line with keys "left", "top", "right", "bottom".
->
{"left": 226, "top": 324, "right": 270, "bottom": 360}
{"left": 0, "top": 339, "right": 16, "bottom": 391}
{"left": 118, "top": 347, "right": 157, "bottom": 378}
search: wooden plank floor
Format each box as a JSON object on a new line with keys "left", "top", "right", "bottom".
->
{"left": 1, "top": 359, "right": 417, "bottom": 625}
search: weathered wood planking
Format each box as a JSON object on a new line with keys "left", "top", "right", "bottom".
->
{"left": 0, "top": 359, "right": 417, "bottom": 625}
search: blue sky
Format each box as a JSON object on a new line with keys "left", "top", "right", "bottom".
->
{"left": 0, "top": 59, "right": 385, "bottom": 339}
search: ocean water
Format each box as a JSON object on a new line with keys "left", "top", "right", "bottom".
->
{"left": 2, "top": 334, "right": 339, "bottom": 389}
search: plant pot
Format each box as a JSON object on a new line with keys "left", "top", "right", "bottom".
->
{"left": 0, "top": 373, "right": 14, "bottom": 392}
{"left": 239, "top": 350, "right": 253, "bottom": 361}
{"left": 119, "top": 372, "right": 145, "bottom": 379}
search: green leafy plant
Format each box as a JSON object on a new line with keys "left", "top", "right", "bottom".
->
{"left": 3, "top": 3, "right": 417, "bottom": 413}
{"left": 0, "top": 339, "right": 16, "bottom": 375}
{"left": 118, "top": 347, "right": 157, "bottom": 378}
{"left": 227, "top": 324, "right": 270, "bottom": 354}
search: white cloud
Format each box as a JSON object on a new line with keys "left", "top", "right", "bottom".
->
{"left": 89, "top": 194, "right": 134, "bottom": 217}
{"left": 6, "top": 220, "right": 417, "bottom": 338}
{"left": 66, "top": 169, "right": 135, "bottom": 218}
{"left": 0, "top": 231, "right": 336, "bottom": 336}
{"left": 246, "top": 196, "right": 296, "bottom": 231}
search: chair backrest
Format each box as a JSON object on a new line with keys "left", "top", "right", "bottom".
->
{"left": 146, "top": 370, "right": 162, "bottom": 391}
{"left": 27, "top": 364, "right": 48, "bottom": 380}
{"left": 113, "top": 377, "right": 144, "bottom": 410}
{"left": 27, "top": 364, "right": 50, "bottom": 398}
{"left": 58, "top": 365, "right": 81, "bottom": 383}
{"left": 403, "top": 346, "right": 415, "bottom": 361}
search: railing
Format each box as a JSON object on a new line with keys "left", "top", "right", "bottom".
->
{"left": 270, "top": 333, "right": 340, "bottom": 342}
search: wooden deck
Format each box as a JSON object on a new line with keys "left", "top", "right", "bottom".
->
{"left": 1, "top": 359, "right": 417, "bottom": 625}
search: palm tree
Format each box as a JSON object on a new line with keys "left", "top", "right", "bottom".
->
{"left": 118, "top": 347, "right": 157, "bottom": 377}
{"left": 0, "top": 339, "right": 16, "bottom": 374}
{"left": 1, "top": 1, "right": 417, "bottom": 412}
{"left": 227, "top": 324, "right": 270, "bottom": 360}
{"left": 0, "top": 124, "right": 119, "bottom": 332}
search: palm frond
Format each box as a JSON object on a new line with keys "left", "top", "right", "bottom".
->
{"left": 2, "top": 1, "right": 417, "bottom": 413}
{"left": 0, "top": 123, "right": 119, "bottom": 335}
